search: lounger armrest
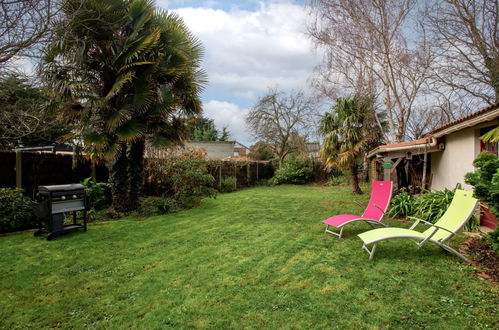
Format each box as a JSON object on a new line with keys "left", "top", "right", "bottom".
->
{"left": 353, "top": 201, "right": 365, "bottom": 210}
{"left": 407, "top": 216, "right": 455, "bottom": 235}
{"left": 407, "top": 216, "right": 424, "bottom": 230}
{"left": 374, "top": 204, "right": 386, "bottom": 214}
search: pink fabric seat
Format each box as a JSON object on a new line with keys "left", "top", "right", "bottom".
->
{"left": 323, "top": 181, "right": 393, "bottom": 238}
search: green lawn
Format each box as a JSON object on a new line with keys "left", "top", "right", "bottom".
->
{"left": 1, "top": 185, "right": 497, "bottom": 328}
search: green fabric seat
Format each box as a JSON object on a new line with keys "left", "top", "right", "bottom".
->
{"left": 358, "top": 189, "right": 478, "bottom": 262}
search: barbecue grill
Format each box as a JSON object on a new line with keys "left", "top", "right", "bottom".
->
{"left": 33, "top": 184, "right": 88, "bottom": 240}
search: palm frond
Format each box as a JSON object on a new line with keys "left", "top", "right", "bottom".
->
{"left": 115, "top": 119, "right": 145, "bottom": 142}
{"left": 105, "top": 71, "right": 133, "bottom": 100}
{"left": 481, "top": 126, "right": 499, "bottom": 143}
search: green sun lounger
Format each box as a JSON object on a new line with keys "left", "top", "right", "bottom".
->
{"left": 358, "top": 189, "right": 478, "bottom": 262}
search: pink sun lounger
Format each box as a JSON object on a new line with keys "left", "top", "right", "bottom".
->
{"left": 323, "top": 181, "right": 393, "bottom": 238}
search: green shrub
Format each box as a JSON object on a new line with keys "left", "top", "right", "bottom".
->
{"left": 221, "top": 176, "right": 237, "bottom": 192}
{"left": 154, "top": 197, "right": 178, "bottom": 213}
{"left": 0, "top": 188, "right": 34, "bottom": 233}
{"left": 465, "top": 152, "right": 499, "bottom": 217}
{"left": 413, "top": 188, "right": 455, "bottom": 223}
{"left": 487, "top": 228, "right": 499, "bottom": 254}
{"left": 81, "top": 178, "right": 111, "bottom": 210}
{"left": 327, "top": 175, "right": 350, "bottom": 186}
{"left": 161, "top": 151, "right": 217, "bottom": 206}
{"left": 137, "top": 196, "right": 178, "bottom": 217}
{"left": 272, "top": 157, "right": 313, "bottom": 185}
{"left": 388, "top": 192, "right": 416, "bottom": 218}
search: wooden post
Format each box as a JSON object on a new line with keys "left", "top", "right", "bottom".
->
{"left": 247, "top": 163, "right": 250, "bottom": 186}
{"left": 256, "top": 161, "right": 259, "bottom": 180}
{"left": 218, "top": 164, "right": 222, "bottom": 190}
{"left": 15, "top": 150, "right": 22, "bottom": 188}
{"left": 421, "top": 152, "right": 428, "bottom": 191}
{"left": 234, "top": 163, "right": 237, "bottom": 188}
{"left": 383, "top": 167, "right": 391, "bottom": 181}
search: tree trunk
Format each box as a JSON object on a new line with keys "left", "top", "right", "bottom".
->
{"left": 109, "top": 142, "right": 130, "bottom": 212}
{"left": 350, "top": 161, "right": 362, "bottom": 195}
{"left": 278, "top": 154, "right": 285, "bottom": 168}
{"left": 362, "top": 155, "right": 369, "bottom": 182}
{"left": 128, "top": 138, "right": 145, "bottom": 211}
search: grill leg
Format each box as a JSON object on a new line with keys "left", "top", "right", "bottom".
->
{"left": 83, "top": 209, "right": 87, "bottom": 231}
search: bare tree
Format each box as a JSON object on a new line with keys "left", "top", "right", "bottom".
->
{"left": 246, "top": 88, "right": 318, "bottom": 167}
{"left": 426, "top": 0, "right": 498, "bottom": 104}
{"left": 308, "top": 0, "right": 436, "bottom": 142}
{"left": 0, "top": 0, "right": 58, "bottom": 73}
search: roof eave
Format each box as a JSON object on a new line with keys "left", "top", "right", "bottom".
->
{"left": 428, "top": 108, "right": 499, "bottom": 138}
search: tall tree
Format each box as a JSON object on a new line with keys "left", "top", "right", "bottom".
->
{"left": 248, "top": 141, "right": 274, "bottom": 161}
{"left": 426, "top": 0, "right": 499, "bottom": 103}
{"left": 246, "top": 87, "right": 317, "bottom": 167}
{"left": 308, "top": 0, "right": 435, "bottom": 142}
{"left": 320, "top": 96, "right": 383, "bottom": 194}
{"left": 0, "top": 76, "right": 68, "bottom": 149}
{"left": 0, "top": 0, "right": 58, "bottom": 74}
{"left": 187, "top": 117, "right": 231, "bottom": 141}
{"left": 43, "top": 0, "right": 205, "bottom": 211}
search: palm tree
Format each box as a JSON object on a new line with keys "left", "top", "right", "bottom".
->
{"left": 319, "top": 96, "right": 383, "bottom": 194}
{"left": 481, "top": 127, "right": 499, "bottom": 143}
{"left": 42, "top": 0, "right": 205, "bottom": 211}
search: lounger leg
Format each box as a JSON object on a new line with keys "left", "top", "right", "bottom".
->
{"left": 366, "top": 220, "right": 387, "bottom": 228}
{"left": 325, "top": 225, "right": 344, "bottom": 238}
{"left": 362, "top": 243, "right": 377, "bottom": 260}
{"left": 439, "top": 243, "right": 470, "bottom": 263}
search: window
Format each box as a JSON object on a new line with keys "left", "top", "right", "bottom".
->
{"left": 480, "top": 126, "right": 498, "bottom": 156}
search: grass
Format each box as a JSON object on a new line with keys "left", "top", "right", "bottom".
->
{"left": 0, "top": 184, "right": 497, "bottom": 328}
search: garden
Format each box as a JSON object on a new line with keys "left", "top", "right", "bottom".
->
{"left": 0, "top": 0, "right": 498, "bottom": 328}
{"left": 1, "top": 184, "right": 498, "bottom": 328}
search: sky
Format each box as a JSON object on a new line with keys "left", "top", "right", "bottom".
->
{"left": 156, "top": 0, "right": 320, "bottom": 146}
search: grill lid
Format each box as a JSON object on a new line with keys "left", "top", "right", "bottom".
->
{"left": 38, "top": 184, "right": 85, "bottom": 192}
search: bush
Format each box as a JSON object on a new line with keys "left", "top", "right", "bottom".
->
{"left": 327, "top": 174, "right": 350, "bottom": 186}
{"left": 487, "top": 228, "right": 499, "bottom": 254}
{"left": 412, "top": 187, "right": 456, "bottom": 223}
{"left": 465, "top": 152, "right": 499, "bottom": 217}
{"left": 81, "top": 178, "right": 111, "bottom": 210}
{"left": 272, "top": 157, "right": 313, "bottom": 185}
{"left": 161, "top": 151, "right": 217, "bottom": 204}
{"left": 221, "top": 176, "right": 237, "bottom": 192}
{"left": 0, "top": 188, "right": 35, "bottom": 233}
{"left": 388, "top": 192, "right": 415, "bottom": 217}
{"left": 137, "top": 196, "right": 179, "bottom": 217}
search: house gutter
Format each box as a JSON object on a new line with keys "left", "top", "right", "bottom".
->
{"left": 367, "top": 137, "right": 438, "bottom": 159}
{"left": 430, "top": 110, "right": 499, "bottom": 138}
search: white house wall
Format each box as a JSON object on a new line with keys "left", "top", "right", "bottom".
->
{"left": 186, "top": 141, "right": 236, "bottom": 159}
{"left": 430, "top": 127, "right": 479, "bottom": 191}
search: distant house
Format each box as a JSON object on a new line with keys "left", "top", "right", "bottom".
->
{"left": 233, "top": 142, "right": 250, "bottom": 158}
{"left": 305, "top": 142, "right": 320, "bottom": 159}
{"left": 186, "top": 141, "right": 236, "bottom": 159}
{"left": 367, "top": 103, "right": 499, "bottom": 229}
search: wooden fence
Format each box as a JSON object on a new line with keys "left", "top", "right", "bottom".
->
{"left": 0, "top": 151, "right": 108, "bottom": 198}
{"left": 0, "top": 151, "right": 273, "bottom": 198}
{"left": 206, "top": 160, "right": 274, "bottom": 189}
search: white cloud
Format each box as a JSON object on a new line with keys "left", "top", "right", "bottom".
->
{"left": 202, "top": 100, "right": 251, "bottom": 144}
{"left": 157, "top": 1, "right": 321, "bottom": 146}
{"left": 171, "top": 2, "right": 319, "bottom": 97}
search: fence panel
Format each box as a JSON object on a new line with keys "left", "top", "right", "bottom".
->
{"left": 0, "top": 151, "right": 108, "bottom": 198}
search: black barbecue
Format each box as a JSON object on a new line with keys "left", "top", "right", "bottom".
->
{"left": 33, "top": 184, "right": 88, "bottom": 240}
